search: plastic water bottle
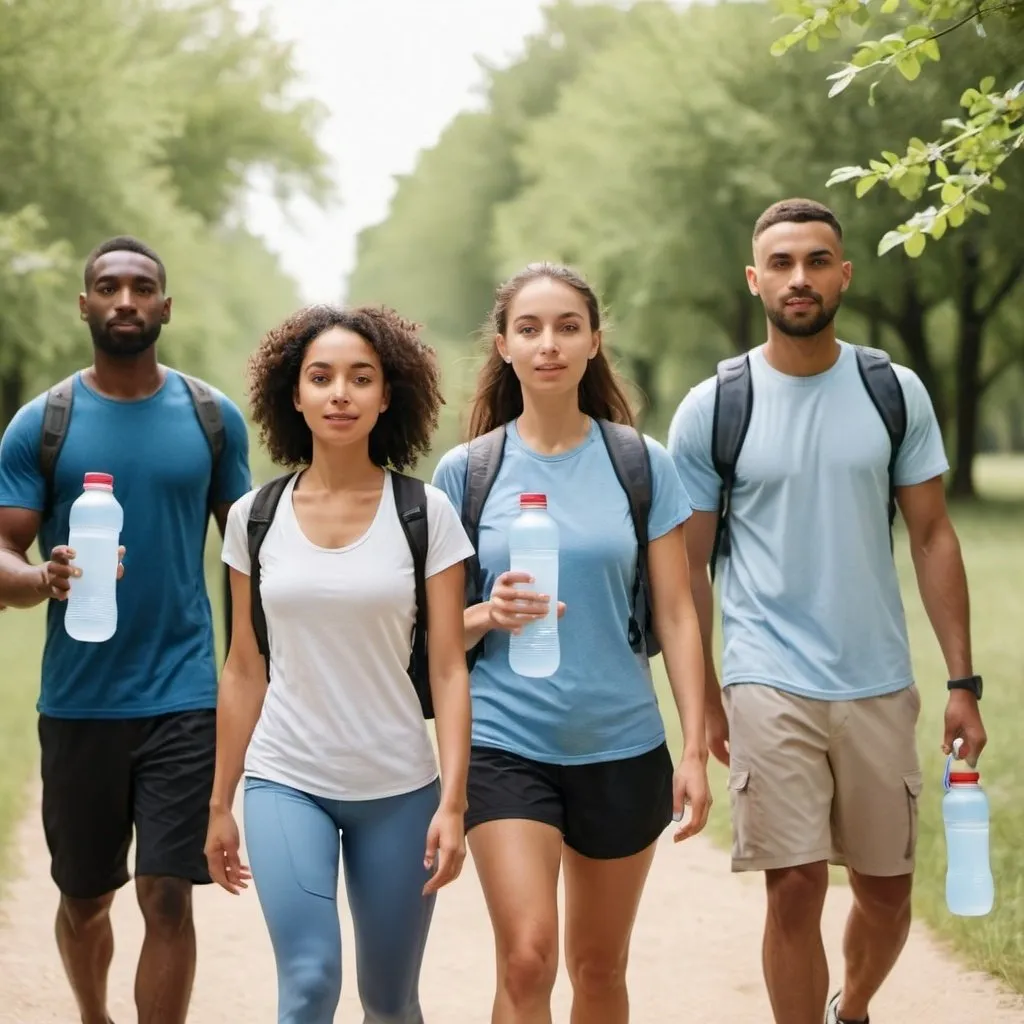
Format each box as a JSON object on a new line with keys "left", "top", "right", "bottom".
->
{"left": 508, "top": 492, "right": 560, "bottom": 678}
{"left": 942, "top": 739, "right": 994, "bottom": 917}
{"left": 64, "top": 472, "right": 123, "bottom": 643}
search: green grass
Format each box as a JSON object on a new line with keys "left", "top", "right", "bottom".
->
{"left": 1, "top": 454, "right": 1022, "bottom": 991}
{"left": 653, "top": 452, "right": 1024, "bottom": 993}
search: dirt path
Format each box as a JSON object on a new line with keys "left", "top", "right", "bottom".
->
{"left": 1, "top": 783, "right": 1022, "bottom": 1023}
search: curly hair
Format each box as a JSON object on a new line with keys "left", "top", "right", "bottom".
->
{"left": 247, "top": 303, "right": 443, "bottom": 471}
{"left": 467, "top": 262, "right": 635, "bottom": 438}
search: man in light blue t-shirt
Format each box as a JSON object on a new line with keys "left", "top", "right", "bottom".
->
{"left": 0, "top": 236, "right": 250, "bottom": 1024}
{"left": 668, "top": 198, "right": 987, "bottom": 1024}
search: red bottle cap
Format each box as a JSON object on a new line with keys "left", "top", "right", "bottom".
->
{"left": 948, "top": 771, "right": 980, "bottom": 784}
{"left": 83, "top": 472, "right": 114, "bottom": 488}
{"left": 520, "top": 493, "right": 547, "bottom": 509}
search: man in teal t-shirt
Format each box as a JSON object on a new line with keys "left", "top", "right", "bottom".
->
{"left": 0, "top": 236, "right": 250, "bottom": 1024}
{"left": 668, "top": 199, "right": 987, "bottom": 1024}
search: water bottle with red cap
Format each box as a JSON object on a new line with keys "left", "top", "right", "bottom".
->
{"left": 64, "top": 471, "right": 124, "bottom": 643}
{"left": 508, "top": 492, "right": 560, "bottom": 678}
{"left": 942, "top": 737, "right": 994, "bottom": 916}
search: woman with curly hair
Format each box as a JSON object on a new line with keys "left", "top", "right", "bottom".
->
{"left": 431, "top": 264, "right": 710, "bottom": 1024}
{"left": 204, "top": 304, "right": 474, "bottom": 1024}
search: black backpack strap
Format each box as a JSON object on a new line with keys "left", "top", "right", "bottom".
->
{"left": 246, "top": 473, "right": 294, "bottom": 681}
{"left": 854, "top": 346, "right": 907, "bottom": 549}
{"left": 392, "top": 472, "right": 433, "bottom": 719}
{"left": 178, "top": 371, "right": 230, "bottom": 652}
{"left": 178, "top": 371, "right": 226, "bottom": 493}
{"left": 39, "top": 373, "right": 78, "bottom": 525}
{"left": 597, "top": 419, "right": 657, "bottom": 657}
{"left": 461, "top": 426, "right": 507, "bottom": 669}
{"left": 462, "top": 426, "right": 507, "bottom": 606}
{"left": 710, "top": 354, "right": 754, "bottom": 582}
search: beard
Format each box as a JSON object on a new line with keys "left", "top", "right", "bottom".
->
{"left": 765, "top": 294, "right": 840, "bottom": 338}
{"left": 89, "top": 318, "right": 162, "bottom": 358}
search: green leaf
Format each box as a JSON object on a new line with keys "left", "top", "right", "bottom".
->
{"left": 856, "top": 174, "right": 880, "bottom": 197}
{"left": 993, "top": 176, "right": 1007, "bottom": 191}
{"left": 819, "top": 22, "right": 842, "bottom": 39}
{"left": 878, "top": 229, "right": 908, "bottom": 256}
{"left": 961, "top": 88, "right": 980, "bottom": 108}
{"left": 968, "top": 197, "right": 992, "bottom": 215}
{"left": 935, "top": 160, "right": 949, "bottom": 179}
{"left": 921, "top": 40, "right": 940, "bottom": 62}
{"left": 948, "top": 202, "right": 966, "bottom": 228}
{"left": 770, "top": 37, "right": 791, "bottom": 57}
{"left": 881, "top": 0, "right": 900, "bottom": 12}
{"left": 852, "top": 5, "right": 872, "bottom": 25}
{"left": 903, "top": 231, "right": 927, "bottom": 258}
{"left": 806, "top": 31, "right": 821, "bottom": 52}
{"left": 870, "top": 159, "right": 890, "bottom": 173}
{"left": 941, "top": 181, "right": 963, "bottom": 205}
{"left": 930, "top": 214, "right": 948, "bottom": 240}
{"left": 882, "top": 151, "right": 901, "bottom": 165}
{"left": 907, "top": 137, "right": 927, "bottom": 154}
{"left": 980, "top": 76, "right": 996, "bottom": 94}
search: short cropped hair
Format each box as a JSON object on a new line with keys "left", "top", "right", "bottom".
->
{"left": 753, "top": 199, "right": 843, "bottom": 243}
{"left": 84, "top": 236, "right": 167, "bottom": 289}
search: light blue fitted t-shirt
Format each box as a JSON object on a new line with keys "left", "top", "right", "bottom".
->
{"left": 432, "top": 419, "right": 693, "bottom": 765}
{"left": 667, "top": 341, "right": 949, "bottom": 701}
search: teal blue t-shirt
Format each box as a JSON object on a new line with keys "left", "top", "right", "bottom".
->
{"left": 0, "top": 369, "right": 251, "bottom": 718}
{"left": 667, "top": 341, "right": 949, "bottom": 701}
{"left": 432, "top": 419, "right": 692, "bottom": 765}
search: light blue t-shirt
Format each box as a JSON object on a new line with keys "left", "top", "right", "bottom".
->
{"left": 667, "top": 341, "right": 949, "bottom": 701}
{"left": 432, "top": 419, "right": 693, "bottom": 765}
{"left": 0, "top": 369, "right": 251, "bottom": 718}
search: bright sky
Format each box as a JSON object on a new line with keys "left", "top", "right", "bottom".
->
{"left": 234, "top": 0, "right": 550, "bottom": 305}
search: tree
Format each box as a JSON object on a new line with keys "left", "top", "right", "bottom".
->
{"left": 0, "top": 0, "right": 331, "bottom": 427}
{"left": 772, "top": 0, "right": 1024, "bottom": 259}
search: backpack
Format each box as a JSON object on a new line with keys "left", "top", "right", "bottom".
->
{"left": 38, "top": 369, "right": 231, "bottom": 646}
{"left": 460, "top": 419, "right": 658, "bottom": 667}
{"left": 245, "top": 470, "right": 435, "bottom": 719}
{"left": 709, "top": 345, "right": 907, "bottom": 582}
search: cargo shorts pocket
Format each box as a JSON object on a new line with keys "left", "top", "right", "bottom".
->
{"left": 903, "top": 770, "right": 923, "bottom": 860}
{"left": 728, "top": 768, "right": 754, "bottom": 859}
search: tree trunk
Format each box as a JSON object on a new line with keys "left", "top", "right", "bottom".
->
{"left": 631, "top": 354, "right": 656, "bottom": 425}
{"left": 0, "top": 364, "right": 24, "bottom": 433}
{"left": 949, "top": 239, "right": 984, "bottom": 499}
{"left": 896, "top": 276, "right": 948, "bottom": 433}
{"left": 732, "top": 290, "right": 754, "bottom": 354}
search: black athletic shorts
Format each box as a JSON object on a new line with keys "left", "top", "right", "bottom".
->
{"left": 465, "top": 741, "right": 674, "bottom": 860}
{"left": 38, "top": 709, "right": 216, "bottom": 900}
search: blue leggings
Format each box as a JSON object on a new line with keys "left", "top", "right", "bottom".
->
{"left": 243, "top": 776, "right": 440, "bottom": 1024}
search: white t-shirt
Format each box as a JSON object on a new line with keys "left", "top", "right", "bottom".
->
{"left": 221, "top": 470, "right": 475, "bottom": 801}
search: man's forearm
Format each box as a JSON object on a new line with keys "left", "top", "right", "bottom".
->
{"left": 0, "top": 548, "right": 46, "bottom": 608}
{"left": 911, "top": 520, "right": 972, "bottom": 679}
{"left": 690, "top": 569, "right": 721, "bottom": 697}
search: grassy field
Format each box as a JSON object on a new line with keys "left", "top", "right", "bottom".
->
{"left": 1, "top": 453, "right": 1022, "bottom": 991}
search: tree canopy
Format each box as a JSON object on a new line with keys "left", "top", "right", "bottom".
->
{"left": 347, "top": 0, "right": 1024, "bottom": 496}
{"left": 0, "top": 0, "right": 332, "bottom": 429}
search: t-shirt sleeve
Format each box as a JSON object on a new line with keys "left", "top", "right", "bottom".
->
{"left": 645, "top": 436, "right": 693, "bottom": 542}
{"left": 220, "top": 490, "right": 257, "bottom": 576}
{"left": 666, "top": 383, "right": 721, "bottom": 513}
{"left": 424, "top": 483, "right": 475, "bottom": 579}
{"left": 212, "top": 394, "right": 253, "bottom": 506}
{"left": 429, "top": 444, "right": 469, "bottom": 515}
{"left": 892, "top": 367, "right": 950, "bottom": 487}
{"left": 0, "top": 398, "right": 46, "bottom": 512}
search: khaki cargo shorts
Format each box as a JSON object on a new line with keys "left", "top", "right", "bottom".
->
{"left": 723, "top": 682, "right": 923, "bottom": 877}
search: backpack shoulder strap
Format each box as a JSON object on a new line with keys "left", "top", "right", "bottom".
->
{"left": 392, "top": 472, "right": 432, "bottom": 716}
{"left": 178, "top": 371, "right": 226, "bottom": 471}
{"left": 854, "top": 346, "right": 907, "bottom": 544}
{"left": 596, "top": 419, "right": 654, "bottom": 654}
{"left": 39, "top": 373, "right": 78, "bottom": 520}
{"left": 246, "top": 473, "right": 294, "bottom": 678}
{"left": 710, "top": 353, "right": 753, "bottom": 582}
{"left": 462, "top": 426, "right": 507, "bottom": 603}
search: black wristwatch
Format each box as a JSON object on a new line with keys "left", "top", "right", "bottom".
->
{"left": 947, "top": 675, "right": 983, "bottom": 700}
